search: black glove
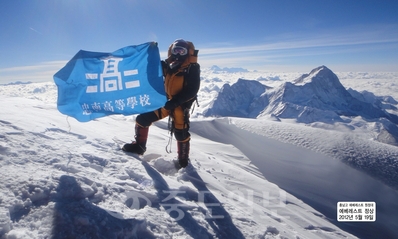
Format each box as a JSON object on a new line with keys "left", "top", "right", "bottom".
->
{"left": 161, "top": 60, "right": 168, "bottom": 69}
{"left": 164, "top": 99, "right": 179, "bottom": 111}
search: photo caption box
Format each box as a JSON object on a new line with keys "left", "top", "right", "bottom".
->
{"left": 337, "top": 202, "right": 376, "bottom": 222}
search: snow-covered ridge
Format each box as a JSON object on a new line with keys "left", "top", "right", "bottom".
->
{"left": 205, "top": 66, "right": 398, "bottom": 146}
{"left": 200, "top": 66, "right": 398, "bottom": 194}
{"left": 204, "top": 79, "right": 270, "bottom": 118}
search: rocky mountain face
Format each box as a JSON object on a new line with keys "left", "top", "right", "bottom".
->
{"left": 204, "top": 66, "right": 398, "bottom": 146}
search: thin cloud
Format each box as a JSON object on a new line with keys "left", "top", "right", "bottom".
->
{"left": 0, "top": 61, "right": 67, "bottom": 73}
{"left": 200, "top": 24, "right": 398, "bottom": 56}
{"left": 195, "top": 24, "right": 398, "bottom": 71}
{"left": 29, "top": 27, "right": 43, "bottom": 35}
{"left": 0, "top": 61, "right": 67, "bottom": 84}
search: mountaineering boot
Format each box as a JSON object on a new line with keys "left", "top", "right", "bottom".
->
{"left": 122, "top": 124, "right": 148, "bottom": 155}
{"left": 177, "top": 139, "right": 190, "bottom": 168}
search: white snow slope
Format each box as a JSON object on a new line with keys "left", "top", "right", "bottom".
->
{"left": 1, "top": 69, "right": 398, "bottom": 239}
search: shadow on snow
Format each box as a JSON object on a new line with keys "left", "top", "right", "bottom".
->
{"left": 51, "top": 175, "right": 155, "bottom": 239}
{"left": 141, "top": 161, "right": 245, "bottom": 239}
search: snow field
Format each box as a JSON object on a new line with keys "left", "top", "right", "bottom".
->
{"left": 1, "top": 69, "right": 398, "bottom": 238}
{"left": 1, "top": 95, "right": 357, "bottom": 238}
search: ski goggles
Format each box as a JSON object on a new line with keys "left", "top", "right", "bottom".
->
{"left": 171, "top": 46, "right": 188, "bottom": 56}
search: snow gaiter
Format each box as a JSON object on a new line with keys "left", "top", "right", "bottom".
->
{"left": 177, "top": 139, "right": 190, "bottom": 168}
{"left": 135, "top": 124, "right": 148, "bottom": 150}
{"left": 123, "top": 124, "right": 148, "bottom": 154}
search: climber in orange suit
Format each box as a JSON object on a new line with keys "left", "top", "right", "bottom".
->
{"left": 123, "top": 39, "right": 200, "bottom": 168}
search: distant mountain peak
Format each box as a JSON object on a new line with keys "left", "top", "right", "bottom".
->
{"left": 205, "top": 65, "right": 398, "bottom": 145}
{"left": 204, "top": 78, "right": 268, "bottom": 118}
{"left": 210, "top": 65, "right": 222, "bottom": 71}
{"left": 209, "top": 65, "right": 249, "bottom": 73}
{"left": 294, "top": 65, "right": 338, "bottom": 86}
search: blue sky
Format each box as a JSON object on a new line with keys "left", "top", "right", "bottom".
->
{"left": 1, "top": 0, "right": 398, "bottom": 83}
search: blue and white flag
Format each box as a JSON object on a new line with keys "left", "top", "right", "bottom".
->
{"left": 54, "top": 42, "right": 166, "bottom": 122}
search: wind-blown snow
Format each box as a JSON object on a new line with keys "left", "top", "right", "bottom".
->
{"left": 1, "top": 67, "right": 398, "bottom": 238}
